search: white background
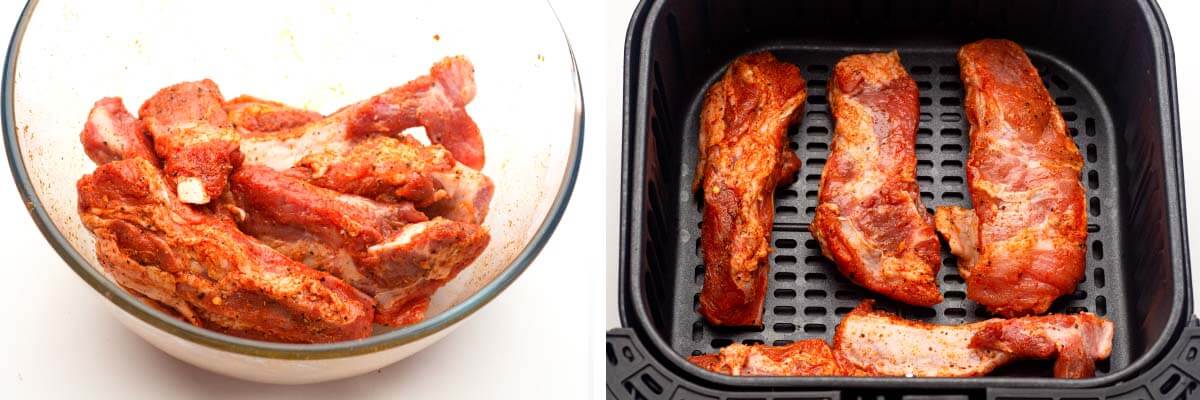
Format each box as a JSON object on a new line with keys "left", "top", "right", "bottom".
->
{"left": 603, "top": 0, "right": 1200, "bottom": 356}
{"left": 0, "top": 0, "right": 606, "bottom": 399}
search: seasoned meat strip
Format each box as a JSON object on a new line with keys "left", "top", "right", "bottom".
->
{"left": 811, "top": 51, "right": 943, "bottom": 307}
{"left": 79, "top": 97, "right": 158, "bottom": 166}
{"left": 934, "top": 39, "right": 1087, "bottom": 317}
{"left": 77, "top": 158, "right": 374, "bottom": 343}
{"left": 691, "top": 301, "right": 1113, "bottom": 379}
{"left": 696, "top": 52, "right": 805, "bottom": 327}
{"left": 138, "top": 79, "right": 241, "bottom": 205}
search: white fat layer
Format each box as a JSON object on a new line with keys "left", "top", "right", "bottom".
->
{"left": 176, "top": 178, "right": 210, "bottom": 204}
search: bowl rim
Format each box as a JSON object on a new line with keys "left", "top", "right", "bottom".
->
{"left": 2, "top": 0, "right": 585, "bottom": 359}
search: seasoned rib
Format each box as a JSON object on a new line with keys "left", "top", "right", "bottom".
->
{"left": 230, "top": 165, "right": 490, "bottom": 326}
{"left": 77, "top": 158, "right": 374, "bottom": 343}
{"left": 696, "top": 52, "right": 805, "bottom": 327}
{"left": 294, "top": 135, "right": 453, "bottom": 209}
{"left": 80, "top": 97, "right": 158, "bottom": 166}
{"left": 688, "top": 340, "right": 844, "bottom": 376}
{"left": 139, "top": 79, "right": 241, "bottom": 205}
{"left": 691, "top": 301, "right": 1113, "bottom": 378}
{"left": 834, "top": 301, "right": 1111, "bottom": 378}
{"left": 240, "top": 56, "right": 484, "bottom": 170}
{"left": 225, "top": 95, "right": 323, "bottom": 136}
{"left": 811, "top": 51, "right": 943, "bottom": 307}
{"left": 934, "top": 39, "right": 1087, "bottom": 317}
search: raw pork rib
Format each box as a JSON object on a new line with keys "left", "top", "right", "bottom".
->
{"left": 810, "top": 51, "right": 943, "bottom": 307}
{"left": 690, "top": 301, "right": 1113, "bottom": 378}
{"left": 79, "top": 97, "right": 158, "bottom": 166}
{"left": 696, "top": 52, "right": 805, "bottom": 327}
{"left": 138, "top": 79, "right": 241, "bottom": 205}
{"left": 230, "top": 165, "right": 490, "bottom": 326}
{"left": 934, "top": 39, "right": 1087, "bottom": 317}
{"left": 77, "top": 158, "right": 374, "bottom": 343}
{"left": 224, "top": 95, "right": 323, "bottom": 135}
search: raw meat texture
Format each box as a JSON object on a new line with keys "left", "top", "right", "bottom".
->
{"left": 692, "top": 301, "right": 1113, "bottom": 378}
{"left": 77, "top": 158, "right": 375, "bottom": 343}
{"left": 810, "top": 51, "right": 943, "bottom": 307}
{"left": 695, "top": 52, "right": 806, "bottom": 327}
{"left": 688, "top": 340, "right": 844, "bottom": 376}
{"left": 79, "top": 97, "right": 158, "bottom": 166}
{"left": 225, "top": 95, "right": 323, "bottom": 136}
{"left": 345, "top": 55, "right": 484, "bottom": 169}
{"left": 230, "top": 165, "right": 490, "bottom": 326}
{"left": 934, "top": 39, "right": 1087, "bottom": 317}
{"left": 138, "top": 79, "right": 240, "bottom": 205}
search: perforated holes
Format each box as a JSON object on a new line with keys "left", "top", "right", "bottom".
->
{"left": 692, "top": 321, "right": 703, "bottom": 341}
{"left": 775, "top": 289, "right": 797, "bottom": 299}
{"left": 810, "top": 95, "right": 828, "bottom": 105}
{"left": 920, "top": 113, "right": 933, "bottom": 122}
{"left": 693, "top": 294, "right": 700, "bottom": 311}
{"left": 808, "top": 65, "right": 830, "bottom": 74}
{"left": 835, "top": 307, "right": 855, "bottom": 315}
{"left": 805, "top": 289, "right": 827, "bottom": 299}
{"left": 1067, "top": 306, "right": 1088, "bottom": 314}
{"left": 939, "top": 66, "right": 959, "bottom": 76}
{"left": 807, "top": 142, "right": 828, "bottom": 152}
{"left": 777, "top": 206, "right": 799, "bottom": 215}
{"left": 1051, "top": 75, "right": 1070, "bottom": 90}
{"left": 806, "top": 159, "right": 826, "bottom": 169}
{"left": 776, "top": 238, "right": 798, "bottom": 248}
{"left": 1056, "top": 97, "right": 1077, "bottom": 106}
{"left": 789, "top": 141, "right": 800, "bottom": 150}
{"left": 775, "top": 272, "right": 797, "bottom": 282}
{"left": 946, "top": 291, "right": 966, "bottom": 301}
{"left": 1096, "top": 296, "right": 1108, "bottom": 316}
{"left": 773, "top": 340, "right": 793, "bottom": 346}
{"left": 919, "top": 97, "right": 932, "bottom": 106}
{"left": 921, "top": 192, "right": 934, "bottom": 201}
{"left": 918, "top": 176, "right": 934, "bottom": 185}
{"left": 776, "top": 255, "right": 797, "bottom": 264}
{"left": 911, "top": 66, "right": 932, "bottom": 75}
{"left": 804, "top": 240, "right": 820, "bottom": 249}
{"left": 1069, "top": 127, "right": 1078, "bottom": 137}
{"left": 939, "top": 81, "right": 962, "bottom": 91}
{"left": 1160, "top": 372, "right": 1181, "bottom": 395}
{"left": 942, "top": 176, "right": 964, "bottom": 186}
{"left": 1092, "top": 241, "right": 1104, "bottom": 260}
{"left": 1087, "top": 144, "right": 1097, "bottom": 162}
{"left": 940, "top": 97, "right": 961, "bottom": 106}
{"left": 774, "top": 323, "right": 796, "bottom": 333}
{"left": 1088, "top": 170, "right": 1100, "bottom": 189}
{"left": 835, "top": 290, "right": 860, "bottom": 300}
{"left": 918, "top": 128, "right": 933, "bottom": 138}
{"left": 908, "top": 308, "right": 936, "bottom": 319}
{"left": 806, "top": 175, "right": 822, "bottom": 184}
{"left": 1094, "top": 268, "right": 1106, "bottom": 288}
{"left": 805, "top": 191, "right": 818, "bottom": 200}
{"left": 804, "top": 273, "right": 827, "bottom": 283}
{"left": 1063, "top": 111, "right": 1078, "bottom": 122}
{"left": 1086, "top": 118, "right": 1096, "bottom": 136}
{"left": 805, "top": 307, "right": 826, "bottom": 317}
{"left": 945, "top": 274, "right": 964, "bottom": 284}
{"left": 742, "top": 339, "right": 764, "bottom": 346}
{"left": 807, "top": 79, "right": 827, "bottom": 90}
{"left": 806, "top": 111, "right": 828, "bottom": 123}
{"left": 917, "top": 81, "right": 932, "bottom": 90}
{"left": 942, "top": 160, "right": 963, "bottom": 170}
{"left": 942, "top": 144, "right": 964, "bottom": 153}
{"left": 775, "top": 306, "right": 796, "bottom": 316}
{"left": 943, "top": 192, "right": 964, "bottom": 200}
{"left": 917, "top": 160, "right": 934, "bottom": 170}
{"left": 694, "top": 265, "right": 704, "bottom": 284}
{"left": 945, "top": 308, "right": 967, "bottom": 318}
{"left": 916, "top": 144, "right": 934, "bottom": 155}
{"left": 940, "top": 113, "right": 962, "bottom": 122}
{"left": 1090, "top": 197, "right": 1101, "bottom": 216}
{"left": 804, "top": 324, "right": 827, "bottom": 334}
{"left": 807, "top": 126, "right": 829, "bottom": 136}
{"left": 941, "top": 128, "right": 962, "bottom": 137}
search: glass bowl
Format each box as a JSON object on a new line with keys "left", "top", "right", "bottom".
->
{"left": 4, "top": 0, "right": 582, "bottom": 383}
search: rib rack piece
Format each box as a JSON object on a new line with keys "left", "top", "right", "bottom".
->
{"left": 695, "top": 52, "right": 806, "bottom": 327}
{"left": 77, "top": 158, "right": 375, "bottom": 343}
{"left": 934, "top": 39, "right": 1088, "bottom": 317}
{"left": 80, "top": 97, "right": 158, "bottom": 166}
{"left": 690, "top": 301, "right": 1113, "bottom": 378}
{"left": 810, "top": 51, "right": 943, "bottom": 307}
{"left": 230, "top": 165, "right": 489, "bottom": 326}
{"left": 138, "top": 79, "right": 241, "bottom": 205}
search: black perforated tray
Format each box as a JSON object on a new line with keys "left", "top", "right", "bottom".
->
{"left": 612, "top": 0, "right": 1192, "bottom": 398}
{"left": 670, "top": 47, "right": 1128, "bottom": 376}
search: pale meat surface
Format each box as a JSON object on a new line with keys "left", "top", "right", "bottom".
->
{"left": 79, "top": 97, "right": 158, "bottom": 166}
{"left": 934, "top": 39, "right": 1087, "bottom": 317}
{"left": 696, "top": 52, "right": 805, "bottom": 327}
{"left": 691, "top": 301, "right": 1113, "bottom": 378}
{"left": 811, "top": 51, "right": 942, "bottom": 306}
{"left": 77, "top": 159, "right": 375, "bottom": 343}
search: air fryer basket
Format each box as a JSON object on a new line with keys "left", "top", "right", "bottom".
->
{"left": 610, "top": 0, "right": 1193, "bottom": 398}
